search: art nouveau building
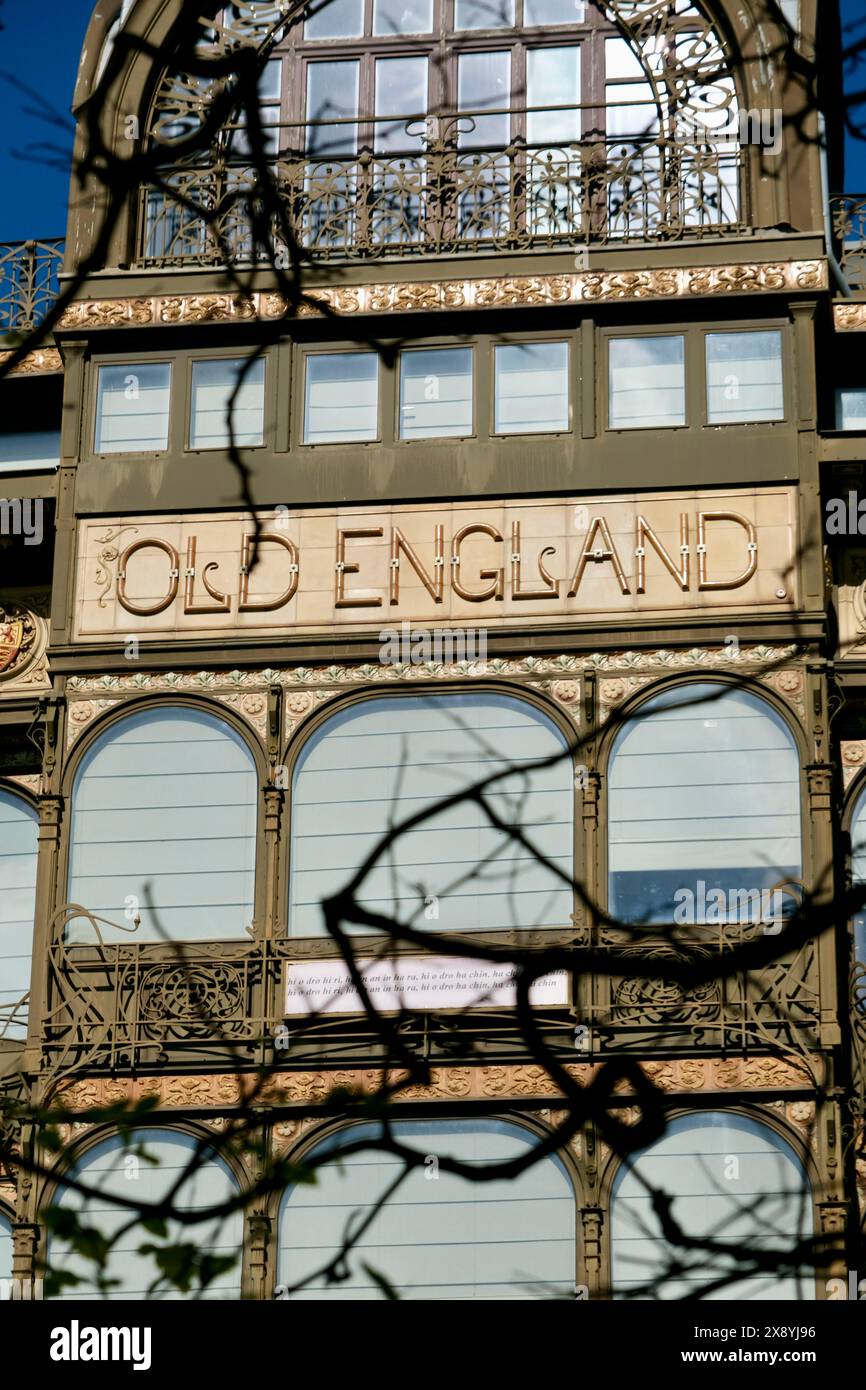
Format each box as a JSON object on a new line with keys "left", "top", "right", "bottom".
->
{"left": 1, "top": 0, "right": 865, "bottom": 1300}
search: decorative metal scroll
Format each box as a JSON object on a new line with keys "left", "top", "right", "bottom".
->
{"left": 0, "top": 240, "right": 64, "bottom": 334}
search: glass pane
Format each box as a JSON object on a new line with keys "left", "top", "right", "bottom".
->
{"left": 607, "top": 683, "right": 802, "bottom": 925}
{"left": 0, "top": 430, "right": 60, "bottom": 472}
{"left": 494, "top": 342, "right": 569, "bottom": 434}
{"left": 67, "top": 708, "right": 258, "bottom": 943}
{"left": 527, "top": 46, "right": 580, "bottom": 146}
{"left": 304, "top": 353, "right": 379, "bottom": 443}
{"left": 258, "top": 56, "right": 282, "bottom": 102}
{"left": 289, "top": 693, "right": 572, "bottom": 936}
{"left": 605, "top": 35, "right": 646, "bottom": 80}
{"left": 373, "top": 0, "right": 433, "bottom": 34}
{"left": 279, "top": 1119, "right": 575, "bottom": 1299}
{"left": 526, "top": 0, "right": 584, "bottom": 21}
{"left": 612, "top": 1114, "right": 815, "bottom": 1301}
{"left": 706, "top": 331, "right": 783, "bottom": 424}
{"left": 375, "top": 55, "right": 428, "bottom": 153}
{"left": 306, "top": 61, "right": 359, "bottom": 156}
{"left": 455, "top": 0, "right": 515, "bottom": 29}
{"left": 852, "top": 791, "right": 866, "bottom": 962}
{"left": 458, "top": 51, "right": 510, "bottom": 148}
{"left": 399, "top": 347, "right": 473, "bottom": 438}
{"left": 304, "top": 0, "right": 364, "bottom": 39}
{"left": 49, "top": 1131, "right": 243, "bottom": 1300}
{"left": 0, "top": 1216, "right": 10, "bottom": 1284}
{"left": 837, "top": 388, "right": 866, "bottom": 430}
{"left": 0, "top": 791, "right": 37, "bottom": 1041}
{"left": 609, "top": 336, "right": 685, "bottom": 429}
{"left": 190, "top": 357, "right": 265, "bottom": 448}
{"left": 95, "top": 363, "right": 171, "bottom": 453}
{"left": 605, "top": 79, "right": 658, "bottom": 140}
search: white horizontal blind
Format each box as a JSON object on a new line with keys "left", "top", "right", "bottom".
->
{"left": 612, "top": 1113, "right": 814, "bottom": 1300}
{"left": 608, "top": 683, "right": 801, "bottom": 924}
{"left": 189, "top": 358, "right": 265, "bottom": 448}
{"left": 836, "top": 389, "right": 866, "bottom": 430}
{"left": 706, "top": 331, "right": 784, "bottom": 424}
{"left": 289, "top": 693, "right": 573, "bottom": 937}
{"left": 609, "top": 336, "right": 685, "bottom": 429}
{"left": 399, "top": 348, "right": 473, "bottom": 438}
{"left": 304, "top": 352, "right": 378, "bottom": 443}
{"left": 0, "top": 430, "right": 61, "bottom": 472}
{"left": 49, "top": 1130, "right": 243, "bottom": 1300}
{"left": 95, "top": 363, "right": 171, "bottom": 453}
{"left": 68, "top": 707, "right": 257, "bottom": 943}
{"left": 852, "top": 791, "right": 866, "bottom": 964}
{"left": 494, "top": 342, "right": 569, "bottom": 434}
{"left": 279, "top": 1119, "right": 575, "bottom": 1299}
{"left": 0, "top": 790, "right": 38, "bottom": 1040}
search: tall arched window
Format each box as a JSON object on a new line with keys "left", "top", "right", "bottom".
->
{"left": 851, "top": 785, "right": 866, "bottom": 966}
{"left": 46, "top": 1129, "right": 243, "bottom": 1299}
{"left": 0, "top": 788, "right": 38, "bottom": 1040}
{"left": 611, "top": 1112, "right": 814, "bottom": 1301}
{"left": 607, "top": 683, "right": 802, "bottom": 925}
{"left": 289, "top": 692, "right": 573, "bottom": 936}
{"left": 142, "top": 0, "right": 741, "bottom": 262}
{"left": 68, "top": 706, "right": 258, "bottom": 944}
{"left": 278, "top": 1118, "right": 575, "bottom": 1298}
{"left": 0, "top": 1212, "right": 11, "bottom": 1284}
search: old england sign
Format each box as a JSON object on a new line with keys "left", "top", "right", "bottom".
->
{"left": 74, "top": 489, "right": 797, "bottom": 641}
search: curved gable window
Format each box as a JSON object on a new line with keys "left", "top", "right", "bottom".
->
{"left": 608, "top": 683, "right": 801, "bottom": 925}
{"left": 0, "top": 788, "right": 38, "bottom": 1040}
{"left": 68, "top": 707, "right": 257, "bottom": 944}
{"left": 612, "top": 1112, "right": 814, "bottom": 1301}
{"left": 278, "top": 1118, "right": 575, "bottom": 1298}
{"left": 289, "top": 692, "right": 572, "bottom": 937}
{"left": 47, "top": 1130, "right": 243, "bottom": 1299}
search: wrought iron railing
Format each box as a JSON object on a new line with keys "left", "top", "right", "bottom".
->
{"left": 831, "top": 195, "right": 866, "bottom": 292}
{"left": 139, "top": 114, "right": 745, "bottom": 266}
{"left": 0, "top": 239, "right": 64, "bottom": 335}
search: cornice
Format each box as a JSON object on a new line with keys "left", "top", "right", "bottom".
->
{"left": 55, "top": 259, "right": 829, "bottom": 333}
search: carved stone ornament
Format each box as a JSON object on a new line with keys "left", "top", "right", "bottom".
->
{"left": 834, "top": 302, "right": 866, "bottom": 332}
{"left": 0, "top": 602, "right": 49, "bottom": 691}
{"left": 842, "top": 741, "right": 866, "bottom": 790}
{"left": 0, "top": 347, "right": 63, "bottom": 376}
{"left": 56, "top": 263, "right": 828, "bottom": 334}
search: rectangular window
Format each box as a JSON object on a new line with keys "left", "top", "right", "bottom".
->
{"left": 526, "top": 46, "right": 580, "bottom": 146}
{"left": 494, "top": 342, "right": 569, "bottom": 434}
{"left": 306, "top": 60, "right": 359, "bottom": 155}
{"left": 304, "top": 0, "right": 363, "bottom": 39}
{"left": 304, "top": 352, "right": 379, "bottom": 444}
{"left": 374, "top": 55, "right": 428, "bottom": 153}
{"left": 95, "top": 363, "right": 171, "bottom": 453}
{"left": 455, "top": 0, "right": 515, "bottom": 29}
{"left": 457, "top": 51, "right": 510, "bottom": 147}
{"left": 190, "top": 358, "right": 266, "bottom": 449}
{"left": 373, "top": 0, "right": 433, "bottom": 33}
{"left": 608, "top": 336, "right": 685, "bottom": 430}
{"left": 526, "top": 0, "right": 584, "bottom": 22}
{"left": 0, "top": 430, "right": 60, "bottom": 472}
{"left": 705, "top": 330, "right": 784, "bottom": 424}
{"left": 399, "top": 347, "right": 473, "bottom": 439}
{"left": 837, "top": 389, "right": 866, "bottom": 430}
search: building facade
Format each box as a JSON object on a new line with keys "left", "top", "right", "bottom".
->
{"left": 1, "top": 0, "right": 865, "bottom": 1299}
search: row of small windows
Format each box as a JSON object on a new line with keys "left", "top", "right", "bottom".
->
{"left": 8, "top": 1112, "right": 812, "bottom": 1299}
{"left": 91, "top": 329, "right": 786, "bottom": 456}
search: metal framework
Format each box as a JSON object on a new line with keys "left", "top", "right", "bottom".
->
{"left": 0, "top": 240, "right": 64, "bottom": 334}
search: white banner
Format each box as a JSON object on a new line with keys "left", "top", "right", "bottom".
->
{"left": 284, "top": 957, "right": 570, "bottom": 1015}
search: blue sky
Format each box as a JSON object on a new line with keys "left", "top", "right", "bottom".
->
{"left": 0, "top": 0, "right": 864, "bottom": 242}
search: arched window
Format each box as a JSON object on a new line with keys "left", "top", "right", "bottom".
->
{"left": 289, "top": 692, "right": 573, "bottom": 936}
{"left": 142, "top": 0, "right": 741, "bottom": 262}
{"left": 0, "top": 788, "right": 38, "bottom": 1040}
{"left": 68, "top": 706, "right": 258, "bottom": 944}
{"left": 607, "top": 683, "right": 802, "bottom": 925}
{"left": 611, "top": 1112, "right": 814, "bottom": 1301}
{"left": 278, "top": 1118, "right": 575, "bottom": 1298}
{"left": 851, "top": 785, "right": 866, "bottom": 965}
{"left": 46, "top": 1129, "right": 243, "bottom": 1299}
{"left": 0, "top": 1212, "right": 11, "bottom": 1284}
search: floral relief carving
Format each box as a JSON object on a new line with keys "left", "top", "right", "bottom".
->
{"left": 0, "top": 347, "right": 63, "bottom": 375}
{"left": 66, "top": 698, "right": 121, "bottom": 747}
{"left": 842, "top": 741, "right": 866, "bottom": 789}
{"left": 835, "top": 303, "right": 866, "bottom": 332}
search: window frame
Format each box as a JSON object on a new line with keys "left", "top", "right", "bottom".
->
{"left": 185, "top": 349, "right": 272, "bottom": 453}
{"left": 279, "top": 683, "right": 581, "bottom": 953}
{"left": 396, "top": 340, "right": 477, "bottom": 443}
{"left": 489, "top": 332, "right": 573, "bottom": 438}
{"left": 90, "top": 354, "right": 175, "bottom": 459}
{"left": 0, "top": 780, "right": 39, "bottom": 1047}
{"left": 602, "top": 327, "right": 689, "bottom": 433}
{"left": 701, "top": 320, "right": 789, "bottom": 429}
{"left": 298, "top": 344, "right": 383, "bottom": 447}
